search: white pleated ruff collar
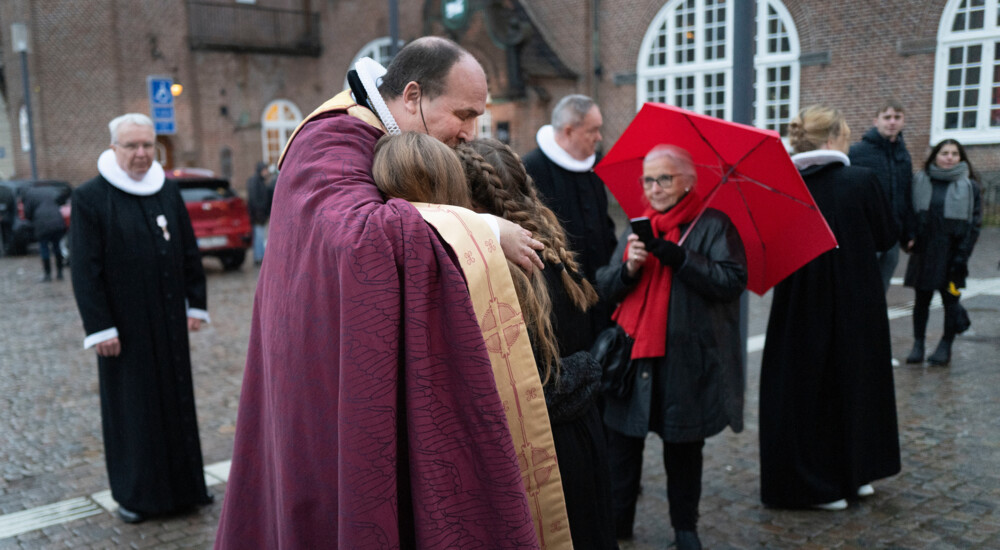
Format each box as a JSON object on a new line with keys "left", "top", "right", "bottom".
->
{"left": 791, "top": 149, "right": 851, "bottom": 171}
{"left": 535, "top": 125, "right": 596, "bottom": 173}
{"left": 97, "top": 149, "right": 165, "bottom": 196}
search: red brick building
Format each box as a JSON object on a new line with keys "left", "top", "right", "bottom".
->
{"left": 0, "top": 0, "right": 997, "bottom": 203}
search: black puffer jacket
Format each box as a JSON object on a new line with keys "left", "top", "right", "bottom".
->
{"left": 848, "top": 127, "right": 913, "bottom": 243}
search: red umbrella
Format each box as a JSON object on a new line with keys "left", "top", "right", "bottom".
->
{"left": 595, "top": 102, "right": 837, "bottom": 295}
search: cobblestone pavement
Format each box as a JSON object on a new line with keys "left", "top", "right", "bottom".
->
{"left": 1, "top": 230, "right": 998, "bottom": 549}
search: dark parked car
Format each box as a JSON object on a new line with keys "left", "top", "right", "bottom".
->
{"left": 168, "top": 168, "right": 252, "bottom": 270}
{"left": 0, "top": 179, "right": 71, "bottom": 257}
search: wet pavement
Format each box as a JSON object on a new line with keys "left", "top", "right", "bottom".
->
{"left": 0, "top": 229, "right": 998, "bottom": 549}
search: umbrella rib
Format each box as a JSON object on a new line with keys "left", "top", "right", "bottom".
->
{"left": 729, "top": 170, "right": 822, "bottom": 210}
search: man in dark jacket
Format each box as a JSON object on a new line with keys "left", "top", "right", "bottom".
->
{"left": 23, "top": 184, "right": 69, "bottom": 281}
{"left": 524, "top": 95, "right": 618, "bottom": 344}
{"left": 848, "top": 101, "right": 914, "bottom": 293}
{"left": 246, "top": 161, "right": 274, "bottom": 265}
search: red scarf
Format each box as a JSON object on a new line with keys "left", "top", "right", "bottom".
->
{"left": 613, "top": 191, "right": 703, "bottom": 359}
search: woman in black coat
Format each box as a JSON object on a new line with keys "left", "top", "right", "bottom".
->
{"left": 596, "top": 144, "right": 746, "bottom": 550}
{"left": 904, "top": 139, "right": 982, "bottom": 366}
{"left": 759, "top": 105, "right": 900, "bottom": 511}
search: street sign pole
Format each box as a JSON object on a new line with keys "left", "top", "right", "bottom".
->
{"left": 147, "top": 75, "right": 177, "bottom": 135}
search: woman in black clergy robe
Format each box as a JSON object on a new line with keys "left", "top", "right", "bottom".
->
{"left": 71, "top": 114, "right": 212, "bottom": 523}
{"left": 759, "top": 105, "right": 901, "bottom": 510}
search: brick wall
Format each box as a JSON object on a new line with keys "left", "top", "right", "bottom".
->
{"left": 1, "top": 0, "right": 997, "bottom": 194}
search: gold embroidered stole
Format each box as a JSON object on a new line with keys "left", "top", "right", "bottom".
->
{"left": 277, "top": 89, "right": 386, "bottom": 169}
{"left": 416, "top": 204, "right": 573, "bottom": 550}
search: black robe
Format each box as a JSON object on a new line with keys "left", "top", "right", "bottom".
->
{"left": 536, "top": 262, "right": 617, "bottom": 550}
{"left": 759, "top": 161, "right": 901, "bottom": 508}
{"left": 523, "top": 149, "right": 618, "bottom": 342}
{"left": 70, "top": 175, "right": 210, "bottom": 515}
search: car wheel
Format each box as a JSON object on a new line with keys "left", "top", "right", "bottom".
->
{"left": 218, "top": 250, "right": 246, "bottom": 271}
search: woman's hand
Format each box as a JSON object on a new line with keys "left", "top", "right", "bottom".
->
{"left": 497, "top": 217, "right": 545, "bottom": 272}
{"left": 625, "top": 234, "right": 648, "bottom": 277}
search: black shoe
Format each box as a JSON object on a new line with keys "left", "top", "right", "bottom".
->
{"left": 905, "top": 339, "right": 925, "bottom": 364}
{"left": 117, "top": 506, "right": 145, "bottom": 524}
{"left": 927, "top": 339, "right": 952, "bottom": 366}
{"left": 38, "top": 273, "right": 51, "bottom": 283}
{"left": 674, "top": 529, "right": 702, "bottom": 550}
{"left": 198, "top": 491, "right": 215, "bottom": 506}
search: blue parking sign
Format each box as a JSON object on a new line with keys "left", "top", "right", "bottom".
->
{"left": 147, "top": 75, "right": 176, "bottom": 135}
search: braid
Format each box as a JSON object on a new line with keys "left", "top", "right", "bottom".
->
{"left": 461, "top": 141, "right": 598, "bottom": 309}
{"left": 457, "top": 145, "right": 560, "bottom": 383}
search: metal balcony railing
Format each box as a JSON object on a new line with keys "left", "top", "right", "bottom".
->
{"left": 187, "top": 1, "right": 321, "bottom": 57}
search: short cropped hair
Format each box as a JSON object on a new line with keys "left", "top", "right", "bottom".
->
{"left": 109, "top": 113, "right": 155, "bottom": 145}
{"left": 875, "top": 100, "right": 905, "bottom": 117}
{"left": 551, "top": 95, "right": 596, "bottom": 131}
{"left": 378, "top": 37, "right": 466, "bottom": 101}
{"left": 644, "top": 144, "right": 697, "bottom": 181}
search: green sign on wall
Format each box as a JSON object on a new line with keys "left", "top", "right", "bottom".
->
{"left": 442, "top": 0, "right": 470, "bottom": 31}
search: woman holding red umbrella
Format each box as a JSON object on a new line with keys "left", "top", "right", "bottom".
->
{"left": 596, "top": 144, "right": 746, "bottom": 550}
{"left": 759, "top": 105, "right": 901, "bottom": 511}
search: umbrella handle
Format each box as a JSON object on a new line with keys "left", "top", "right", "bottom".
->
{"left": 678, "top": 202, "right": 708, "bottom": 246}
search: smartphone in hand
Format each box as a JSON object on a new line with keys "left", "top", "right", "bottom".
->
{"left": 630, "top": 217, "right": 654, "bottom": 245}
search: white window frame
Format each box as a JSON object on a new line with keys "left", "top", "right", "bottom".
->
{"left": 636, "top": 0, "right": 800, "bottom": 135}
{"left": 261, "top": 99, "right": 302, "bottom": 167}
{"left": 931, "top": 0, "right": 1000, "bottom": 145}
{"left": 477, "top": 94, "right": 493, "bottom": 139}
{"left": 344, "top": 37, "right": 406, "bottom": 90}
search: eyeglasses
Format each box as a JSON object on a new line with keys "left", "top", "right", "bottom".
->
{"left": 640, "top": 174, "right": 683, "bottom": 190}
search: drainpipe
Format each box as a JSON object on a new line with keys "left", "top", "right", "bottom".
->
{"left": 591, "top": 0, "right": 600, "bottom": 103}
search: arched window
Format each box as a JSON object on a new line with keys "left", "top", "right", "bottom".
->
{"left": 261, "top": 100, "right": 302, "bottom": 167}
{"left": 344, "top": 37, "right": 406, "bottom": 89}
{"left": 477, "top": 94, "right": 493, "bottom": 139}
{"left": 637, "top": 0, "right": 800, "bottom": 135}
{"left": 931, "top": 0, "right": 1000, "bottom": 145}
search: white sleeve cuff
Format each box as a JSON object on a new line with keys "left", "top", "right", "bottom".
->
{"left": 186, "top": 308, "right": 211, "bottom": 323}
{"left": 84, "top": 327, "right": 118, "bottom": 349}
{"left": 479, "top": 213, "right": 501, "bottom": 241}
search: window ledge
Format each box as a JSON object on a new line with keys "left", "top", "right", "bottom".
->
{"left": 930, "top": 128, "right": 1000, "bottom": 146}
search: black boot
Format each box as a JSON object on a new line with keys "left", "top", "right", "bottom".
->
{"left": 38, "top": 258, "right": 51, "bottom": 282}
{"left": 674, "top": 529, "right": 702, "bottom": 550}
{"left": 906, "top": 339, "right": 925, "bottom": 364}
{"left": 927, "top": 339, "right": 953, "bottom": 366}
{"left": 55, "top": 254, "right": 64, "bottom": 281}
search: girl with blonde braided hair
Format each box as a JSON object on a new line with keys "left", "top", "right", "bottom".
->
{"left": 457, "top": 138, "right": 617, "bottom": 550}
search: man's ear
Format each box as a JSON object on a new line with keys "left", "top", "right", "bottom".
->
{"left": 401, "top": 81, "right": 422, "bottom": 115}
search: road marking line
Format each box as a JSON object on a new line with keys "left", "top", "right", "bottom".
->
{"left": 748, "top": 277, "right": 999, "bottom": 354}
{"left": 0, "top": 497, "right": 102, "bottom": 539}
{"left": 0, "top": 459, "right": 232, "bottom": 541}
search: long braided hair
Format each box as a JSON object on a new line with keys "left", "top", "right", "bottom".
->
{"left": 457, "top": 139, "right": 599, "bottom": 384}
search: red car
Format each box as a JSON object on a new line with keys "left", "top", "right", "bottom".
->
{"left": 168, "top": 168, "right": 252, "bottom": 270}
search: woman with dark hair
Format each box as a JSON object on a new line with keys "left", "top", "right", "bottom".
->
{"left": 759, "top": 105, "right": 900, "bottom": 511}
{"left": 904, "top": 139, "right": 982, "bottom": 366}
{"left": 596, "top": 144, "right": 747, "bottom": 550}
